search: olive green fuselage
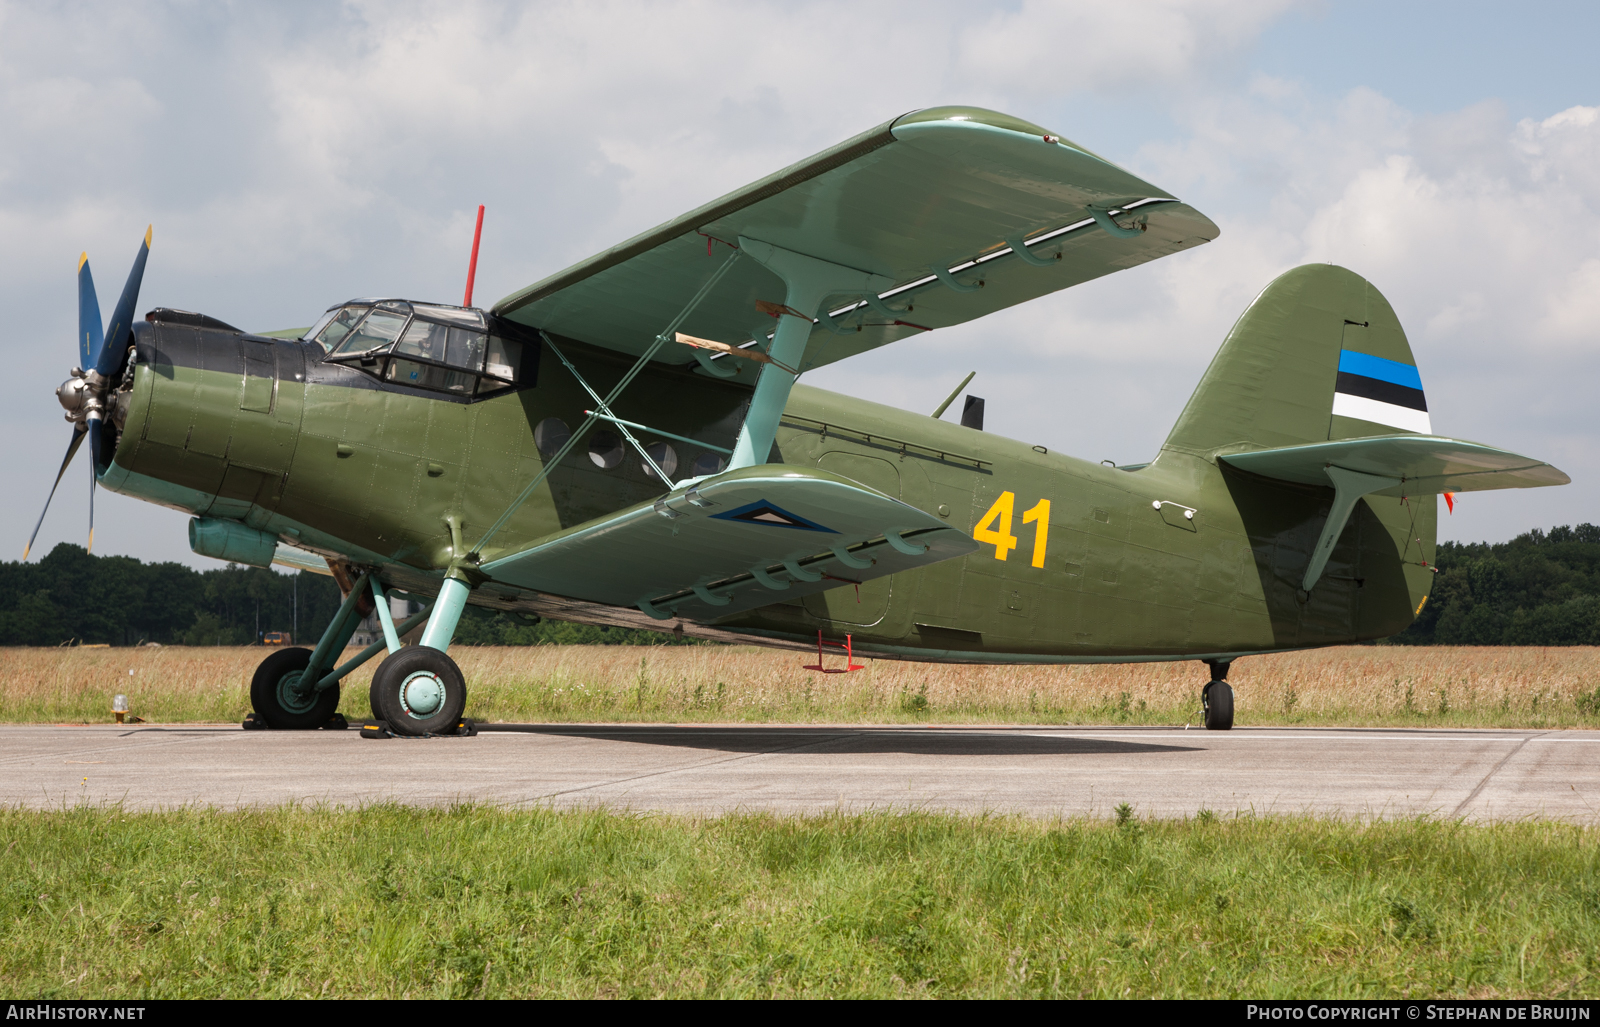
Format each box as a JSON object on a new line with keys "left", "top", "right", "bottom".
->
{"left": 100, "top": 319, "right": 1433, "bottom": 663}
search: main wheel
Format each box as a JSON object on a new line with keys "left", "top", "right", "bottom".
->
{"left": 250, "top": 647, "right": 341, "bottom": 730}
{"left": 369, "top": 647, "right": 467, "bottom": 737}
{"left": 1202, "top": 680, "right": 1234, "bottom": 731}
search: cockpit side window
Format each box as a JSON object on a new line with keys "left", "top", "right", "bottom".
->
{"left": 313, "top": 306, "right": 370, "bottom": 353}
{"left": 395, "top": 321, "right": 486, "bottom": 371}
{"left": 478, "top": 334, "right": 522, "bottom": 393}
{"left": 395, "top": 319, "right": 449, "bottom": 363}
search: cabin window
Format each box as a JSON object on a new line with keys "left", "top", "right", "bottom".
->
{"left": 641, "top": 442, "right": 678, "bottom": 482}
{"left": 313, "top": 306, "right": 370, "bottom": 353}
{"left": 589, "top": 430, "right": 623, "bottom": 469}
{"left": 691, "top": 451, "right": 727, "bottom": 478}
{"left": 535, "top": 417, "right": 570, "bottom": 458}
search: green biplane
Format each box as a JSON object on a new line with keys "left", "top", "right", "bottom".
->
{"left": 29, "top": 106, "right": 1568, "bottom": 734}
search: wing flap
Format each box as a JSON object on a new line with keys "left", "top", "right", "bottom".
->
{"left": 1219, "top": 435, "right": 1570, "bottom": 495}
{"left": 479, "top": 465, "right": 977, "bottom": 621}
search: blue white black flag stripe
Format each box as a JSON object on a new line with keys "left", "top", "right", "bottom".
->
{"left": 1332, "top": 350, "right": 1431, "bottom": 434}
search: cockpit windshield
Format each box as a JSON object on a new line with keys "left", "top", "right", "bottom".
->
{"left": 312, "top": 306, "right": 370, "bottom": 353}
{"left": 333, "top": 309, "right": 407, "bottom": 356}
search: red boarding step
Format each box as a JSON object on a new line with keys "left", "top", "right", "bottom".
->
{"left": 803, "top": 630, "right": 865, "bottom": 674}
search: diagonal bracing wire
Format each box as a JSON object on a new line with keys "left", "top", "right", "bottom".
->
{"left": 543, "top": 332, "right": 673, "bottom": 485}
{"left": 471, "top": 247, "right": 743, "bottom": 555}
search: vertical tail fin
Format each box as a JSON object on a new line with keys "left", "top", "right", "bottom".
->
{"left": 1162, "top": 264, "right": 1429, "bottom": 458}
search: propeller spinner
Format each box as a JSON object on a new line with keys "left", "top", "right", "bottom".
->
{"left": 24, "top": 226, "right": 151, "bottom": 560}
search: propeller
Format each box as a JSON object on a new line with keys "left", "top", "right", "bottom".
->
{"left": 23, "top": 227, "right": 151, "bottom": 560}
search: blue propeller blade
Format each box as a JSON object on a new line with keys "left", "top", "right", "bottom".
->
{"left": 87, "top": 459, "right": 96, "bottom": 554}
{"left": 24, "top": 428, "right": 88, "bottom": 560}
{"left": 77, "top": 253, "right": 103, "bottom": 371}
{"left": 94, "top": 225, "right": 151, "bottom": 379}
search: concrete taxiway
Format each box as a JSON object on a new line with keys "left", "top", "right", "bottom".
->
{"left": 2, "top": 723, "right": 1596, "bottom": 821}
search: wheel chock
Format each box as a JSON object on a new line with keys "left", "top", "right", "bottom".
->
{"left": 242, "top": 713, "right": 269, "bottom": 731}
{"left": 360, "top": 721, "right": 393, "bottom": 739}
{"left": 322, "top": 713, "right": 349, "bottom": 731}
{"left": 454, "top": 718, "right": 478, "bottom": 737}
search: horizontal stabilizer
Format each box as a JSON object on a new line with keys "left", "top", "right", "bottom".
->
{"left": 479, "top": 465, "right": 976, "bottom": 621}
{"left": 1219, "top": 435, "right": 1569, "bottom": 495}
{"left": 1221, "top": 435, "right": 1568, "bottom": 592}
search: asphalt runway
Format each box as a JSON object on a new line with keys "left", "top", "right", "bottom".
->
{"left": 3, "top": 723, "right": 1597, "bottom": 821}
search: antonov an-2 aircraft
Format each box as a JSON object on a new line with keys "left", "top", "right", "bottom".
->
{"left": 30, "top": 106, "right": 1568, "bottom": 735}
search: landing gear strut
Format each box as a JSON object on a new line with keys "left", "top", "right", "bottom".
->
{"left": 246, "top": 568, "right": 433, "bottom": 730}
{"left": 1201, "top": 659, "right": 1234, "bottom": 731}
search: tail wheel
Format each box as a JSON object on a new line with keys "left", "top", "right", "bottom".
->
{"left": 1203, "top": 680, "right": 1234, "bottom": 731}
{"left": 250, "top": 646, "right": 340, "bottom": 730}
{"left": 369, "top": 647, "right": 467, "bottom": 737}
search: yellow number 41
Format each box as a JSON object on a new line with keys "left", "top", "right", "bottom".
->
{"left": 974, "top": 491, "right": 1050, "bottom": 568}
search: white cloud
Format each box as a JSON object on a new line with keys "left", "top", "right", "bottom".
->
{"left": 4, "top": 0, "right": 1595, "bottom": 564}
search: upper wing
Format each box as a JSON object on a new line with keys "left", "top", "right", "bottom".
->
{"left": 492, "top": 106, "right": 1219, "bottom": 374}
{"left": 1219, "top": 435, "right": 1571, "bottom": 495}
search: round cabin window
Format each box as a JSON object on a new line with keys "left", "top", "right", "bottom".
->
{"left": 642, "top": 442, "right": 678, "bottom": 482}
{"left": 534, "top": 417, "right": 570, "bottom": 458}
{"left": 588, "top": 429, "right": 623, "bottom": 469}
{"left": 691, "top": 451, "right": 727, "bottom": 478}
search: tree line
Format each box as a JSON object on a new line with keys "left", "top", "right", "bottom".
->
{"left": 0, "top": 543, "right": 697, "bottom": 647}
{"left": 1392, "top": 523, "right": 1600, "bottom": 645}
{"left": 6, "top": 524, "right": 1597, "bottom": 648}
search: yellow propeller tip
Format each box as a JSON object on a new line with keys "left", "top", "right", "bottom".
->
{"left": 144, "top": 225, "right": 153, "bottom": 246}
{"left": 77, "top": 252, "right": 88, "bottom": 271}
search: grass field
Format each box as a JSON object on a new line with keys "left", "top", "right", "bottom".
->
{"left": 2, "top": 805, "right": 1596, "bottom": 999}
{"left": 5, "top": 644, "right": 1600, "bottom": 728}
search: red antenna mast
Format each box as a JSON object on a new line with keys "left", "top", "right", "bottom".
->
{"left": 463, "top": 204, "right": 485, "bottom": 307}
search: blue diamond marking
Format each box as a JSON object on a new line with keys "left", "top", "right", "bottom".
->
{"left": 710, "top": 500, "right": 836, "bottom": 533}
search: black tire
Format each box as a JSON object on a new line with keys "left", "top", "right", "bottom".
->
{"left": 250, "top": 647, "right": 341, "bottom": 730}
{"left": 1203, "top": 680, "right": 1234, "bottom": 731}
{"left": 369, "top": 647, "right": 467, "bottom": 737}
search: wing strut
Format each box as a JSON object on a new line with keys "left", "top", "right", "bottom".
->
{"left": 726, "top": 237, "right": 891, "bottom": 469}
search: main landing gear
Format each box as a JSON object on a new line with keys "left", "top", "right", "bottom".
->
{"left": 250, "top": 646, "right": 340, "bottom": 730}
{"left": 368, "top": 646, "right": 467, "bottom": 735}
{"left": 1201, "top": 659, "right": 1234, "bottom": 731}
{"left": 246, "top": 569, "right": 472, "bottom": 737}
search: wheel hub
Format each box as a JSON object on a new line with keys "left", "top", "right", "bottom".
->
{"left": 275, "top": 670, "right": 318, "bottom": 714}
{"left": 400, "top": 671, "right": 445, "bottom": 718}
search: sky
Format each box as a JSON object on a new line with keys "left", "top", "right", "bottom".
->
{"left": 3, "top": 0, "right": 1597, "bottom": 569}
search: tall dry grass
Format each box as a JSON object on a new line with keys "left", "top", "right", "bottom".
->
{"left": 4, "top": 643, "right": 1599, "bottom": 727}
